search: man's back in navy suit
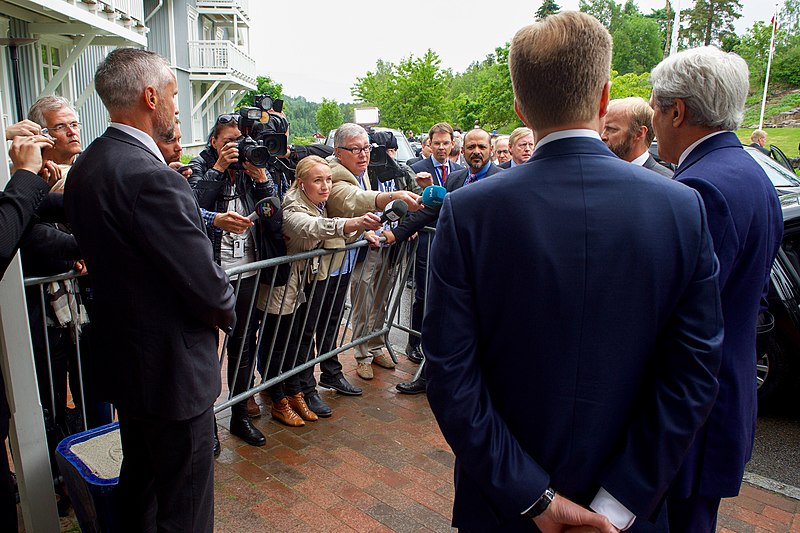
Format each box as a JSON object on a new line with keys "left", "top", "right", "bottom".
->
{"left": 423, "top": 13, "right": 723, "bottom": 533}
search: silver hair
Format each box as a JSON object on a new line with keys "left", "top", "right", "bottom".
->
{"left": 650, "top": 46, "right": 749, "bottom": 131}
{"left": 27, "top": 95, "right": 76, "bottom": 127}
{"left": 334, "top": 123, "right": 367, "bottom": 147}
{"left": 95, "top": 48, "right": 173, "bottom": 114}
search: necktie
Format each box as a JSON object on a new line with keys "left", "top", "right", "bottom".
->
{"left": 440, "top": 164, "right": 448, "bottom": 185}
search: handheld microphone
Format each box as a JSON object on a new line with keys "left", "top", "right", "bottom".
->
{"left": 420, "top": 185, "right": 446, "bottom": 207}
{"left": 248, "top": 196, "right": 281, "bottom": 221}
{"left": 380, "top": 199, "right": 408, "bottom": 223}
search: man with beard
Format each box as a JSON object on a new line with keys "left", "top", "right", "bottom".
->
{"left": 65, "top": 48, "right": 236, "bottom": 531}
{"left": 384, "top": 128, "right": 502, "bottom": 394}
{"left": 601, "top": 97, "right": 672, "bottom": 177}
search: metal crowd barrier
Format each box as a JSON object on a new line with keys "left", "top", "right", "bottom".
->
{"left": 20, "top": 229, "right": 435, "bottom": 431}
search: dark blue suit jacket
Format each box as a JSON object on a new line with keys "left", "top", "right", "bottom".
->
{"left": 423, "top": 137, "right": 724, "bottom": 531}
{"left": 670, "top": 132, "right": 782, "bottom": 499}
{"left": 410, "top": 155, "right": 463, "bottom": 187}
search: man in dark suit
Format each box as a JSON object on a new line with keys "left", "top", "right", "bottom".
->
{"left": 424, "top": 12, "right": 724, "bottom": 532}
{"left": 64, "top": 48, "right": 236, "bottom": 532}
{"left": 650, "top": 46, "right": 783, "bottom": 532}
{"left": 401, "top": 123, "right": 463, "bottom": 365}
{"left": 602, "top": 97, "right": 673, "bottom": 178}
{"left": 498, "top": 126, "right": 534, "bottom": 169}
{"left": 0, "top": 134, "right": 55, "bottom": 532}
{"left": 384, "top": 127, "right": 502, "bottom": 394}
{"left": 749, "top": 129, "right": 770, "bottom": 155}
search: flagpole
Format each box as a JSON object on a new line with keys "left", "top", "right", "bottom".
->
{"left": 669, "top": 0, "right": 681, "bottom": 55}
{"left": 759, "top": 5, "right": 779, "bottom": 129}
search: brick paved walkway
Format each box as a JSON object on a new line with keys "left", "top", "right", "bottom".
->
{"left": 48, "top": 349, "right": 800, "bottom": 532}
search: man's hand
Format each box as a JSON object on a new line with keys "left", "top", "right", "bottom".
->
{"left": 415, "top": 171, "right": 433, "bottom": 189}
{"left": 533, "top": 494, "right": 619, "bottom": 533}
{"left": 364, "top": 231, "right": 382, "bottom": 248}
{"left": 213, "top": 211, "right": 253, "bottom": 234}
{"left": 168, "top": 161, "right": 193, "bottom": 178}
{"left": 6, "top": 119, "right": 42, "bottom": 140}
{"left": 392, "top": 190, "right": 423, "bottom": 212}
{"left": 242, "top": 161, "right": 268, "bottom": 182}
{"left": 382, "top": 230, "right": 396, "bottom": 245}
{"left": 9, "top": 135, "right": 53, "bottom": 174}
{"left": 40, "top": 160, "right": 62, "bottom": 189}
{"left": 213, "top": 142, "right": 238, "bottom": 172}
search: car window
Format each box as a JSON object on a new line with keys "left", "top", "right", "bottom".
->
{"left": 748, "top": 148, "right": 800, "bottom": 187}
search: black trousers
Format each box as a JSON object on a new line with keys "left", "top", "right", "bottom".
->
{"left": 299, "top": 272, "right": 351, "bottom": 395}
{"left": 226, "top": 276, "right": 258, "bottom": 416}
{"left": 257, "top": 312, "right": 302, "bottom": 402}
{"left": 115, "top": 406, "right": 215, "bottom": 533}
{"left": 409, "top": 233, "right": 429, "bottom": 349}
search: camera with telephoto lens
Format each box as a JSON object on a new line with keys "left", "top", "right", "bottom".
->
{"left": 231, "top": 107, "right": 270, "bottom": 169}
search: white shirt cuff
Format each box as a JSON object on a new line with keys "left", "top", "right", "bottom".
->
{"left": 590, "top": 487, "right": 636, "bottom": 530}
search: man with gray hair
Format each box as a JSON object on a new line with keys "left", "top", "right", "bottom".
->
{"left": 499, "top": 126, "right": 534, "bottom": 168}
{"left": 650, "top": 46, "right": 783, "bottom": 532}
{"left": 64, "top": 48, "right": 236, "bottom": 531}
{"left": 601, "top": 97, "right": 672, "bottom": 177}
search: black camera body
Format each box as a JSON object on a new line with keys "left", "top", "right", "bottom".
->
{"left": 367, "top": 129, "right": 403, "bottom": 183}
{"left": 229, "top": 105, "right": 291, "bottom": 169}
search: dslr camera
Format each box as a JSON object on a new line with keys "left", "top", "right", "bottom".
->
{"left": 230, "top": 94, "right": 289, "bottom": 169}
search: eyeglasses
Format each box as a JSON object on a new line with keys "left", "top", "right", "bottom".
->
{"left": 338, "top": 145, "right": 372, "bottom": 155}
{"left": 216, "top": 114, "right": 238, "bottom": 124}
{"left": 495, "top": 149, "right": 510, "bottom": 155}
{"left": 42, "top": 122, "right": 81, "bottom": 135}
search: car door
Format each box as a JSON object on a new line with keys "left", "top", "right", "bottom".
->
{"left": 770, "top": 144, "right": 797, "bottom": 175}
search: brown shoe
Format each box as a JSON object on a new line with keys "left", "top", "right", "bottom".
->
{"left": 286, "top": 392, "right": 319, "bottom": 422}
{"left": 246, "top": 395, "right": 261, "bottom": 418}
{"left": 271, "top": 398, "right": 305, "bottom": 427}
{"left": 356, "top": 362, "right": 374, "bottom": 380}
{"left": 372, "top": 354, "right": 396, "bottom": 369}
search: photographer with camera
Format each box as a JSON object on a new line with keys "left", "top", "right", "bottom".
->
{"left": 188, "top": 112, "right": 277, "bottom": 449}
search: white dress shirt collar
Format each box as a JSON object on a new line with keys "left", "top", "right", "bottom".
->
{"left": 109, "top": 123, "right": 166, "bottom": 165}
{"left": 630, "top": 150, "right": 650, "bottom": 167}
{"left": 535, "top": 129, "right": 602, "bottom": 152}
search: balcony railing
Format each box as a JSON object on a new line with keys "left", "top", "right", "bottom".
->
{"left": 100, "top": 0, "right": 145, "bottom": 23}
{"left": 188, "top": 40, "right": 257, "bottom": 89}
{"left": 195, "top": 0, "right": 250, "bottom": 23}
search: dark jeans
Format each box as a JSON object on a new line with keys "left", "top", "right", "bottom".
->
{"left": 226, "top": 275, "right": 259, "bottom": 415}
{"left": 256, "top": 312, "right": 303, "bottom": 402}
{"left": 299, "top": 272, "right": 351, "bottom": 395}
{"left": 409, "top": 232, "right": 429, "bottom": 349}
{"left": 116, "top": 407, "right": 215, "bottom": 533}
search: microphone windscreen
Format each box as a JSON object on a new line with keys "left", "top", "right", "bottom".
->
{"left": 422, "top": 186, "right": 446, "bottom": 207}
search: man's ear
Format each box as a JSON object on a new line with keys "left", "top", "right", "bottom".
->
{"left": 598, "top": 81, "right": 611, "bottom": 119}
{"left": 144, "top": 86, "right": 158, "bottom": 111}
{"left": 514, "top": 99, "right": 529, "bottom": 127}
{"left": 672, "top": 98, "right": 687, "bottom": 128}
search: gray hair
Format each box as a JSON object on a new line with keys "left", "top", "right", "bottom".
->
{"left": 650, "top": 46, "right": 749, "bottom": 131}
{"left": 334, "top": 123, "right": 367, "bottom": 148}
{"left": 27, "top": 95, "right": 76, "bottom": 127}
{"left": 608, "top": 97, "right": 657, "bottom": 145}
{"left": 95, "top": 48, "right": 173, "bottom": 114}
{"left": 751, "top": 129, "right": 767, "bottom": 143}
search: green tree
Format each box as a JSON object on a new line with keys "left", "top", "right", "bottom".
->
{"left": 609, "top": 70, "right": 652, "bottom": 100}
{"left": 536, "top": 0, "right": 561, "bottom": 20}
{"left": 283, "top": 95, "right": 319, "bottom": 139}
{"left": 476, "top": 44, "right": 520, "bottom": 131}
{"left": 612, "top": 15, "right": 663, "bottom": 74}
{"left": 781, "top": 0, "right": 799, "bottom": 37}
{"left": 735, "top": 21, "right": 782, "bottom": 84}
{"left": 579, "top": 0, "right": 622, "bottom": 31}
{"left": 686, "top": 0, "right": 743, "bottom": 47}
{"left": 315, "top": 98, "right": 344, "bottom": 136}
{"left": 238, "top": 75, "right": 283, "bottom": 108}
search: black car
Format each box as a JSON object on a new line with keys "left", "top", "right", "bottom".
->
{"left": 759, "top": 192, "right": 800, "bottom": 404}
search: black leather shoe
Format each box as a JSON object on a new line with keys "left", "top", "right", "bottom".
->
{"left": 229, "top": 414, "right": 266, "bottom": 446}
{"left": 305, "top": 391, "right": 333, "bottom": 418}
{"left": 319, "top": 375, "right": 363, "bottom": 396}
{"left": 406, "top": 345, "right": 424, "bottom": 364}
{"left": 396, "top": 376, "right": 427, "bottom": 395}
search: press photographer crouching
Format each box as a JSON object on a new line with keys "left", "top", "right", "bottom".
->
{"left": 188, "top": 110, "right": 282, "bottom": 449}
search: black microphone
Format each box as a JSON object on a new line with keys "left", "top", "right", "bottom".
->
{"left": 380, "top": 199, "right": 408, "bottom": 223}
{"left": 248, "top": 196, "right": 281, "bottom": 221}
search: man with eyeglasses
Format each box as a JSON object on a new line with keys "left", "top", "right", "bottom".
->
{"left": 5, "top": 96, "right": 83, "bottom": 190}
{"left": 494, "top": 135, "right": 511, "bottom": 165}
{"left": 499, "top": 127, "right": 534, "bottom": 169}
{"left": 295, "top": 123, "right": 419, "bottom": 414}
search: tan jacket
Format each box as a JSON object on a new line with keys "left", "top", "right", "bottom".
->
{"left": 326, "top": 157, "right": 380, "bottom": 229}
{"left": 258, "top": 186, "right": 357, "bottom": 315}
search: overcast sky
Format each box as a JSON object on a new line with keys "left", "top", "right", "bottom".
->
{"left": 249, "top": 0, "right": 772, "bottom": 104}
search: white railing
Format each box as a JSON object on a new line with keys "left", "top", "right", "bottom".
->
{"left": 196, "top": 0, "right": 250, "bottom": 20}
{"left": 188, "top": 40, "right": 257, "bottom": 87}
{"left": 95, "top": 0, "right": 145, "bottom": 24}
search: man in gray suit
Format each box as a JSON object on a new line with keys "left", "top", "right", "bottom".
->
{"left": 602, "top": 97, "right": 673, "bottom": 177}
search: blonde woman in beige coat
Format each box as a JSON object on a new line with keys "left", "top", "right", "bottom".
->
{"left": 255, "top": 156, "right": 381, "bottom": 426}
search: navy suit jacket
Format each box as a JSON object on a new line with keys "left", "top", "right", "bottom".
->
{"left": 670, "top": 132, "right": 782, "bottom": 498}
{"left": 423, "top": 136, "right": 723, "bottom": 531}
{"left": 410, "top": 155, "right": 463, "bottom": 187}
{"left": 393, "top": 163, "right": 503, "bottom": 242}
{"left": 65, "top": 127, "right": 236, "bottom": 420}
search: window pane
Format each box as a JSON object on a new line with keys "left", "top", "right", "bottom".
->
{"left": 51, "top": 48, "right": 60, "bottom": 67}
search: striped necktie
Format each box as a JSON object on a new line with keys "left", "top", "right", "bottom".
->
{"left": 440, "top": 164, "right": 448, "bottom": 185}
